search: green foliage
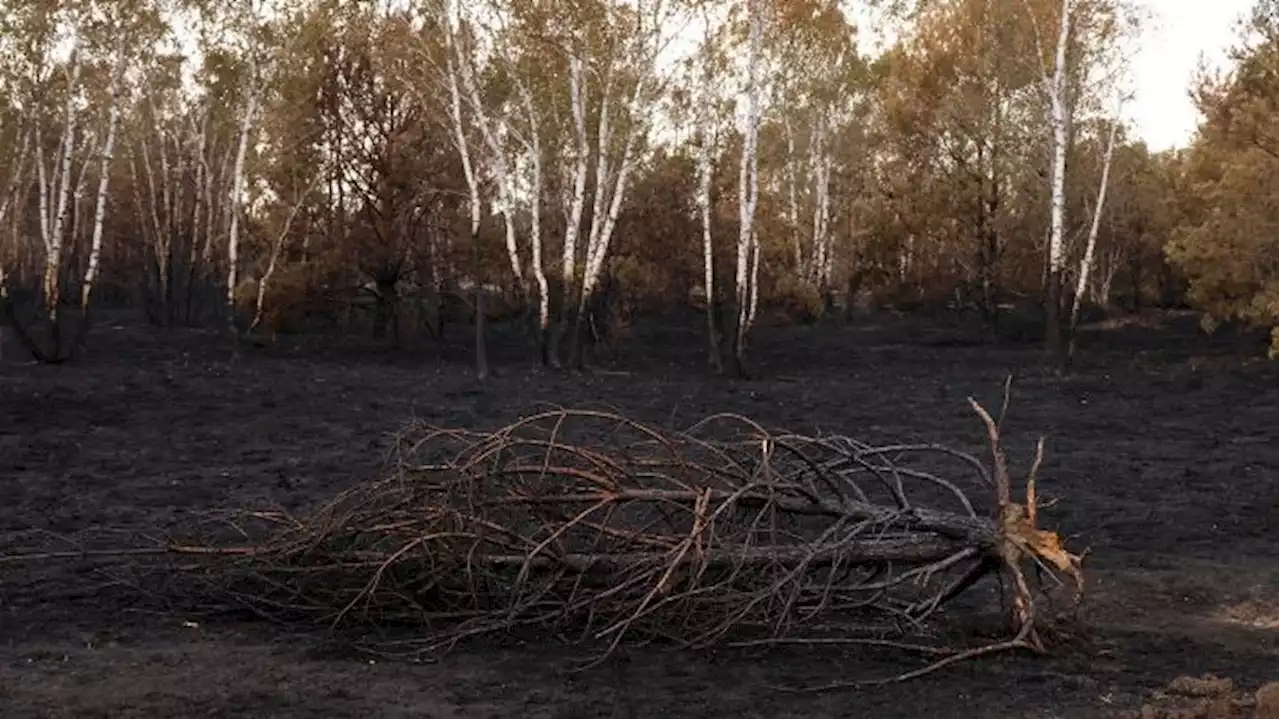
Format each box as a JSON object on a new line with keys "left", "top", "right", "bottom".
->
{"left": 1165, "top": 2, "right": 1279, "bottom": 354}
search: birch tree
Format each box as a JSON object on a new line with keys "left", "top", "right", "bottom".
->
{"left": 693, "top": 6, "right": 723, "bottom": 372}
{"left": 731, "top": 0, "right": 763, "bottom": 377}
{"left": 225, "top": 47, "right": 261, "bottom": 337}
{"left": 210, "top": 0, "right": 321, "bottom": 339}
{"left": 1024, "top": 0, "right": 1138, "bottom": 363}
{"left": 457, "top": 4, "right": 555, "bottom": 358}
{"left": 0, "top": 0, "right": 167, "bottom": 360}
{"left": 76, "top": 45, "right": 127, "bottom": 346}
{"left": 496, "top": 21, "right": 553, "bottom": 360}
{"left": 437, "top": 0, "right": 489, "bottom": 378}
{"left": 1035, "top": 0, "right": 1072, "bottom": 363}
{"left": 15, "top": 7, "right": 106, "bottom": 359}
{"left": 766, "top": 0, "right": 858, "bottom": 297}
{"left": 36, "top": 48, "right": 83, "bottom": 348}
{"left": 568, "top": 0, "right": 678, "bottom": 368}
{"left": 131, "top": 61, "right": 190, "bottom": 326}
{"left": 548, "top": 51, "right": 590, "bottom": 367}
{"left": 0, "top": 67, "right": 29, "bottom": 251}
{"left": 1067, "top": 97, "right": 1122, "bottom": 358}
{"left": 499, "top": 0, "right": 681, "bottom": 368}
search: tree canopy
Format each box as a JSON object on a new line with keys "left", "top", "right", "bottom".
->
{"left": 0, "top": 0, "right": 1274, "bottom": 366}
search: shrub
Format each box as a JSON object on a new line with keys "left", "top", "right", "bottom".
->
{"left": 770, "top": 274, "right": 826, "bottom": 325}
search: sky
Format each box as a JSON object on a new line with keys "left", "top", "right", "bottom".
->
{"left": 156, "top": 0, "right": 1257, "bottom": 154}
{"left": 1126, "top": 0, "right": 1254, "bottom": 150}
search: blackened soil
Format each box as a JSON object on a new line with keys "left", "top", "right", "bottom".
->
{"left": 1, "top": 311, "right": 1275, "bottom": 718}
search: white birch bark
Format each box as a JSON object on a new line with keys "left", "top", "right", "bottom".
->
{"left": 1046, "top": 0, "right": 1072, "bottom": 296}
{"left": 157, "top": 116, "right": 175, "bottom": 313}
{"left": 80, "top": 59, "right": 126, "bottom": 313}
{"left": 734, "top": 0, "right": 763, "bottom": 362}
{"left": 250, "top": 188, "right": 313, "bottom": 334}
{"left": 808, "top": 116, "right": 828, "bottom": 287}
{"left": 140, "top": 132, "right": 167, "bottom": 305}
{"left": 561, "top": 56, "right": 590, "bottom": 299}
{"left": 818, "top": 153, "right": 833, "bottom": 288}
{"left": 441, "top": 0, "right": 488, "bottom": 377}
{"left": 747, "top": 229, "right": 761, "bottom": 328}
{"left": 187, "top": 110, "right": 208, "bottom": 313}
{"left": 36, "top": 128, "right": 49, "bottom": 261}
{"left": 580, "top": 74, "right": 645, "bottom": 304}
{"left": 488, "top": 3, "right": 553, "bottom": 336}
{"left": 226, "top": 67, "right": 260, "bottom": 331}
{"left": 695, "top": 11, "right": 719, "bottom": 366}
{"left": 42, "top": 53, "right": 83, "bottom": 323}
{"left": 784, "top": 115, "right": 802, "bottom": 270}
{"left": 582, "top": 68, "right": 616, "bottom": 295}
{"left": 440, "top": 1, "right": 483, "bottom": 324}
{"left": 443, "top": 6, "right": 481, "bottom": 247}
{"left": 69, "top": 130, "right": 95, "bottom": 264}
{"left": 515, "top": 84, "right": 550, "bottom": 333}
{"left": 454, "top": 32, "right": 523, "bottom": 285}
{"left": 1071, "top": 111, "right": 1120, "bottom": 326}
{"left": 581, "top": 124, "right": 640, "bottom": 302}
{"left": 899, "top": 233, "right": 913, "bottom": 283}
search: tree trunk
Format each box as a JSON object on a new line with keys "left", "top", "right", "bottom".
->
{"left": 732, "top": 0, "right": 763, "bottom": 378}
{"left": 441, "top": 0, "right": 488, "bottom": 379}
{"left": 227, "top": 71, "right": 260, "bottom": 339}
{"left": 1067, "top": 109, "right": 1120, "bottom": 363}
{"left": 185, "top": 111, "right": 209, "bottom": 326}
{"left": 457, "top": 42, "right": 523, "bottom": 290}
{"left": 39, "top": 55, "right": 83, "bottom": 359}
{"left": 551, "top": 55, "right": 592, "bottom": 370}
{"left": 472, "top": 233, "right": 489, "bottom": 380}
{"left": 784, "top": 114, "right": 802, "bottom": 272}
{"left": 250, "top": 192, "right": 310, "bottom": 336}
{"left": 1043, "top": 0, "right": 1072, "bottom": 369}
{"left": 74, "top": 59, "right": 125, "bottom": 357}
{"left": 504, "top": 72, "right": 550, "bottom": 365}
{"left": 696, "top": 18, "right": 721, "bottom": 373}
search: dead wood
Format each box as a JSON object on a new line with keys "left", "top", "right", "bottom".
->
{"left": 2, "top": 385, "right": 1085, "bottom": 684}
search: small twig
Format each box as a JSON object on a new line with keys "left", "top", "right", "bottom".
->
{"left": 775, "top": 634, "right": 1039, "bottom": 692}
{"left": 0, "top": 545, "right": 256, "bottom": 564}
{"left": 997, "top": 374, "right": 1014, "bottom": 429}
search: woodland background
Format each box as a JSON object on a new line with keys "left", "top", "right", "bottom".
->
{"left": 0, "top": 0, "right": 1275, "bottom": 372}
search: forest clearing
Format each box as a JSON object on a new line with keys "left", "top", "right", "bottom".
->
{"left": 1, "top": 311, "right": 1276, "bottom": 717}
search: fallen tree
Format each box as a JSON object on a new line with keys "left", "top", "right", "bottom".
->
{"left": 150, "top": 387, "right": 1083, "bottom": 683}
{"left": 1, "top": 386, "right": 1084, "bottom": 686}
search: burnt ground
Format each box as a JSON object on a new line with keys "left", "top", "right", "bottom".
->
{"left": 0, "top": 310, "right": 1276, "bottom": 718}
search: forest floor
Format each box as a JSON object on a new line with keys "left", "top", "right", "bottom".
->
{"left": 1, "top": 310, "right": 1276, "bottom": 718}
